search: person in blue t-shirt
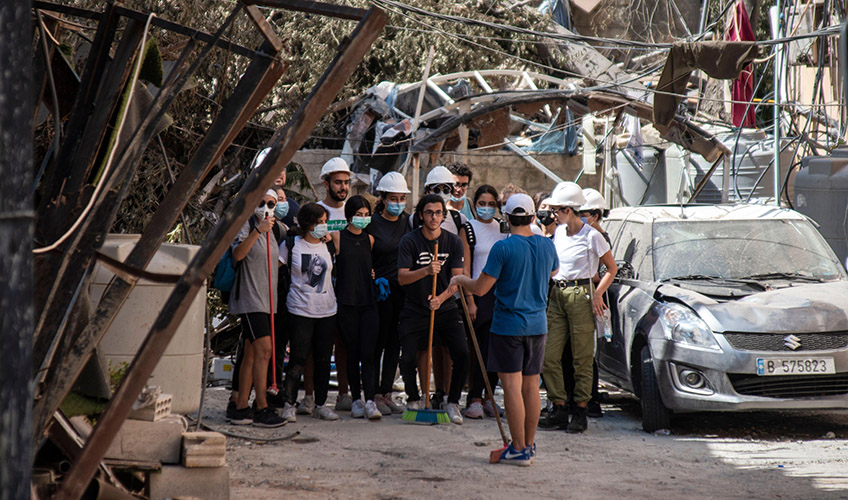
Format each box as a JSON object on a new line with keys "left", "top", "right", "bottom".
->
{"left": 451, "top": 193, "right": 558, "bottom": 467}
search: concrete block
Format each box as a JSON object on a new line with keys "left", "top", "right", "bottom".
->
{"left": 129, "top": 393, "right": 172, "bottom": 422}
{"left": 182, "top": 431, "right": 226, "bottom": 467}
{"left": 148, "top": 465, "right": 230, "bottom": 500}
{"left": 105, "top": 415, "right": 184, "bottom": 464}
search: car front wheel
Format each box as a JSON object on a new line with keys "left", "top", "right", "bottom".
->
{"left": 640, "top": 345, "right": 672, "bottom": 432}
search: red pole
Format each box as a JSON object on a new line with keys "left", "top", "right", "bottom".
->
{"left": 266, "top": 231, "right": 278, "bottom": 391}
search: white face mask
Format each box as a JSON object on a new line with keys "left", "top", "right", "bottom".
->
{"left": 255, "top": 206, "right": 272, "bottom": 220}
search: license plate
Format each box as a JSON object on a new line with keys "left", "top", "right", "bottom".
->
{"left": 756, "top": 357, "right": 835, "bottom": 376}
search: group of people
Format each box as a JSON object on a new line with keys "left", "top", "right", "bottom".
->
{"left": 222, "top": 153, "right": 616, "bottom": 467}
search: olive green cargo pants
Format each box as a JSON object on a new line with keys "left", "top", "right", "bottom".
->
{"left": 543, "top": 284, "right": 595, "bottom": 403}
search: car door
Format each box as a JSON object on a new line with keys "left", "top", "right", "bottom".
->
{"left": 599, "top": 219, "right": 652, "bottom": 386}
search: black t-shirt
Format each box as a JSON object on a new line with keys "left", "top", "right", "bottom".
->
{"left": 367, "top": 211, "right": 410, "bottom": 283}
{"left": 397, "top": 228, "right": 464, "bottom": 316}
{"left": 335, "top": 229, "right": 375, "bottom": 306}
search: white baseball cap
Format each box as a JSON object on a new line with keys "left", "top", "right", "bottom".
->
{"left": 503, "top": 193, "right": 535, "bottom": 216}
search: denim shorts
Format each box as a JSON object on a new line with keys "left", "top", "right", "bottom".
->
{"left": 487, "top": 333, "right": 547, "bottom": 375}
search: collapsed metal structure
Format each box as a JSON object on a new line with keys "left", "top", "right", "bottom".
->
{"left": 27, "top": 1, "right": 386, "bottom": 497}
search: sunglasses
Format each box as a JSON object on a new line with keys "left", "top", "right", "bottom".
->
{"left": 429, "top": 185, "right": 452, "bottom": 195}
{"left": 258, "top": 200, "right": 277, "bottom": 209}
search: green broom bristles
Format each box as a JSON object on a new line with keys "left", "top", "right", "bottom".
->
{"left": 402, "top": 408, "right": 451, "bottom": 425}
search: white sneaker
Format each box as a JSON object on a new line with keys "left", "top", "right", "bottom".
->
{"left": 446, "top": 403, "right": 464, "bottom": 425}
{"left": 313, "top": 405, "right": 339, "bottom": 421}
{"left": 383, "top": 393, "right": 405, "bottom": 414}
{"left": 351, "top": 399, "right": 365, "bottom": 418}
{"left": 297, "top": 395, "right": 315, "bottom": 415}
{"left": 365, "top": 400, "right": 382, "bottom": 420}
{"left": 282, "top": 402, "right": 297, "bottom": 423}
{"left": 463, "top": 402, "right": 485, "bottom": 419}
{"left": 405, "top": 399, "right": 423, "bottom": 411}
{"left": 335, "top": 393, "right": 353, "bottom": 411}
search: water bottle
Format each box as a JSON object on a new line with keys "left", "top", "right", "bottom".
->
{"left": 602, "top": 309, "right": 612, "bottom": 342}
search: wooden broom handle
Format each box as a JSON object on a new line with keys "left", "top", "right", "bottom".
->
{"left": 424, "top": 241, "right": 438, "bottom": 409}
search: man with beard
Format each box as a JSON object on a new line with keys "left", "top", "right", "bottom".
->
{"left": 317, "top": 157, "right": 351, "bottom": 232}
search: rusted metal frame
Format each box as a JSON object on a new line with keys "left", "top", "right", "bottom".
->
{"left": 688, "top": 152, "right": 726, "bottom": 202}
{"left": 31, "top": 8, "right": 238, "bottom": 385}
{"left": 244, "top": 5, "right": 283, "bottom": 52}
{"left": 62, "top": 20, "right": 147, "bottom": 198}
{"left": 38, "top": 2, "right": 119, "bottom": 209}
{"left": 243, "top": 0, "right": 367, "bottom": 20}
{"left": 31, "top": 40, "right": 286, "bottom": 440}
{"left": 32, "top": 1, "right": 261, "bottom": 59}
{"left": 54, "top": 8, "right": 387, "bottom": 499}
{"left": 32, "top": 19, "right": 146, "bottom": 371}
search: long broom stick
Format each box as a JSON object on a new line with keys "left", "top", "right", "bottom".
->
{"left": 266, "top": 232, "right": 278, "bottom": 392}
{"left": 424, "top": 241, "right": 438, "bottom": 409}
{"left": 458, "top": 288, "right": 509, "bottom": 463}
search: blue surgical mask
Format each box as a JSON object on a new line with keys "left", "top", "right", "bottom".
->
{"left": 476, "top": 206, "right": 496, "bottom": 220}
{"left": 274, "top": 201, "right": 289, "bottom": 219}
{"left": 450, "top": 194, "right": 464, "bottom": 203}
{"left": 351, "top": 216, "right": 371, "bottom": 229}
{"left": 386, "top": 202, "right": 405, "bottom": 216}
{"left": 580, "top": 217, "right": 588, "bottom": 224}
{"left": 310, "top": 223, "right": 329, "bottom": 239}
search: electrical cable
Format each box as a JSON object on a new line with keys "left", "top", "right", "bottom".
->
{"left": 33, "top": 13, "right": 156, "bottom": 254}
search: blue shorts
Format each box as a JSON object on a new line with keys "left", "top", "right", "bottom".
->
{"left": 487, "top": 333, "right": 547, "bottom": 375}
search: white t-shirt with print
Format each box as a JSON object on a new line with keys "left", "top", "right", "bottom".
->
{"left": 552, "top": 223, "right": 611, "bottom": 281}
{"left": 318, "top": 200, "right": 347, "bottom": 232}
{"left": 280, "top": 236, "right": 337, "bottom": 317}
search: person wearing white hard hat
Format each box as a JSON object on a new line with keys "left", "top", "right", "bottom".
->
{"left": 451, "top": 193, "right": 559, "bottom": 465}
{"left": 539, "top": 182, "right": 616, "bottom": 434}
{"left": 315, "top": 157, "right": 353, "bottom": 412}
{"left": 560, "top": 187, "right": 612, "bottom": 419}
{"left": 364, "top": 171, "right": 412, "bottom": 414}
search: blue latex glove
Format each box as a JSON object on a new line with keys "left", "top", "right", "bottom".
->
{"left": 375, "top": 277, "right": 391, "bottom": 302}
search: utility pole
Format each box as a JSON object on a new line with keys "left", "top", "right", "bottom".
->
{"left": 0, "top": 1, "right": 34, "bottom": 499}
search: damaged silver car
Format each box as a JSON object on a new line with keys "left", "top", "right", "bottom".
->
{"left": 598, "top": 205, "right": 848, "bottom": 432}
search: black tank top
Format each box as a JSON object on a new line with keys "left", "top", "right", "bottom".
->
{"left": 335, "top": 229, "right": 375, "bottom": 306}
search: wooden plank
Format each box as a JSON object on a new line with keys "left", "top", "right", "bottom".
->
{"left": 244, "top": 0, "right": 367, "bottom": 20}
{"left": 53, "top": 8, "right": 387, "bottom": 499}
{"left": 31, "top": 41, "right": 287, "bottom": 439}
{"left": 244, "top": 5, "right": 283, "bottom": 53}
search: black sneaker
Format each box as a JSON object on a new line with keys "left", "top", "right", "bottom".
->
{"left": 587, "top": 400, "right": 603, "bottom": 418}
{"left": 539, "top": 404, "right": 569, "bottom": 429}
{"left": 226, "top": 400, "right": 237, "bottom": 421}
{"left": 566, "top": 406, "right": 588, "bottom": 433}
{"left": 230, "top": 406, "right": 254, "bottom": 425}
{"left": 430, "top": 391, "right": 446, "bottom": 410}
{"left": 252, "top": 407, "right": 287, "bottom": 428}
{"left": 267, "top": 390, "right": 287, "bottom": 409}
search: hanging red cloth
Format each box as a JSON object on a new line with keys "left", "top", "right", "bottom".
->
{"left": 726, "top": 0, "right": 757, "bottom": 127}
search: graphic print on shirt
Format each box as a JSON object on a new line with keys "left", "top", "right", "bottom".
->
{"left": 414, "top": 251, "right": 449, "bottom": 266}
{"left": 301, "top": 253, "right": 329, "bottom": 292}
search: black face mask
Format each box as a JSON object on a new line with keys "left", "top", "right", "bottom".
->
{"left": 536, "top": 210, "right": 554, "bottom": 226}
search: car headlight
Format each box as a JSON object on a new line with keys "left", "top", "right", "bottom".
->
{"left": 659, "top": 303, "right": 721, "bottom": 350}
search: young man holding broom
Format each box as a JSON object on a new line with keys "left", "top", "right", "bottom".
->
{"left": 451, "top": 193, "right": 558, "bottom": 465}
{"left": 397, "top": 194, "right": 469, "bottom": 425}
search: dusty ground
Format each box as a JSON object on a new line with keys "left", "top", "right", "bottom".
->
{"left": 199, "top": 386, "right": 848, "bottom": 499}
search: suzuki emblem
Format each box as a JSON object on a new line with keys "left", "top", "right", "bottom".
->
{"left": 784, "top": 334, "right": 802, "bottom": 351}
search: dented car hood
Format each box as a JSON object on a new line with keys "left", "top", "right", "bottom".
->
{"left": 656, "top": 281, "right": 848, "bottom": 334}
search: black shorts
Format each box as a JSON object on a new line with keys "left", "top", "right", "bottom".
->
{"left": 399, "top": 308, "right": 465, "bottom": 352}
{"left": 241, "top": 312, "right": 272, "bottom": 342}
{"left": 487, "top": 333, "right": 547, "bottom": 375}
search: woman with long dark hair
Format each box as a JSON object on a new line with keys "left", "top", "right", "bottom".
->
{"left": 279, "top": 203, "right": 339, "bottom": 422}
{"left": 459, "top": 184, "right": 508, "bottom": 419}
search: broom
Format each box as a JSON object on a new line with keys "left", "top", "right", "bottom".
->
{"left": 458, "top": 289, "right": 510, "bottom": 463}
{"left": 403, "top": 242, "right": 450, "bottom": 425}
{"left": 266, "top": 232, "right": 279, "bottom": 393}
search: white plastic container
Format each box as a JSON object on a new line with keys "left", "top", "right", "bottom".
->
{"left": 90, "top": 234, "right": 205, "bottom": 414}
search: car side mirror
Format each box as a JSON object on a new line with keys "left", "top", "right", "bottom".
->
{"left": 616, "top": 261, "right": 635, "bottom": 280}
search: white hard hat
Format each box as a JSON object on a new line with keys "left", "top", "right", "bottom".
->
{"left": 320, "top": 157, "right": 351, "bottom": 180}
{"left": 376, "top": 171, "right": 410, "bottom": 193}
{"left": 250, "top": 147, "right": 271, "bottom": 170}
{"left": 424, "top": 165, "right": 455, "bottom": 187}
{"left": 580, "top": 188, "right": 606, "bottom": 211}
{"left": 548, "top": 181, "right": 586, "bottom": 208}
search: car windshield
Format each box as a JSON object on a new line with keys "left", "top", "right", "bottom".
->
{"left": 653, "top": 219, "right": 846, "bottom": 282}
